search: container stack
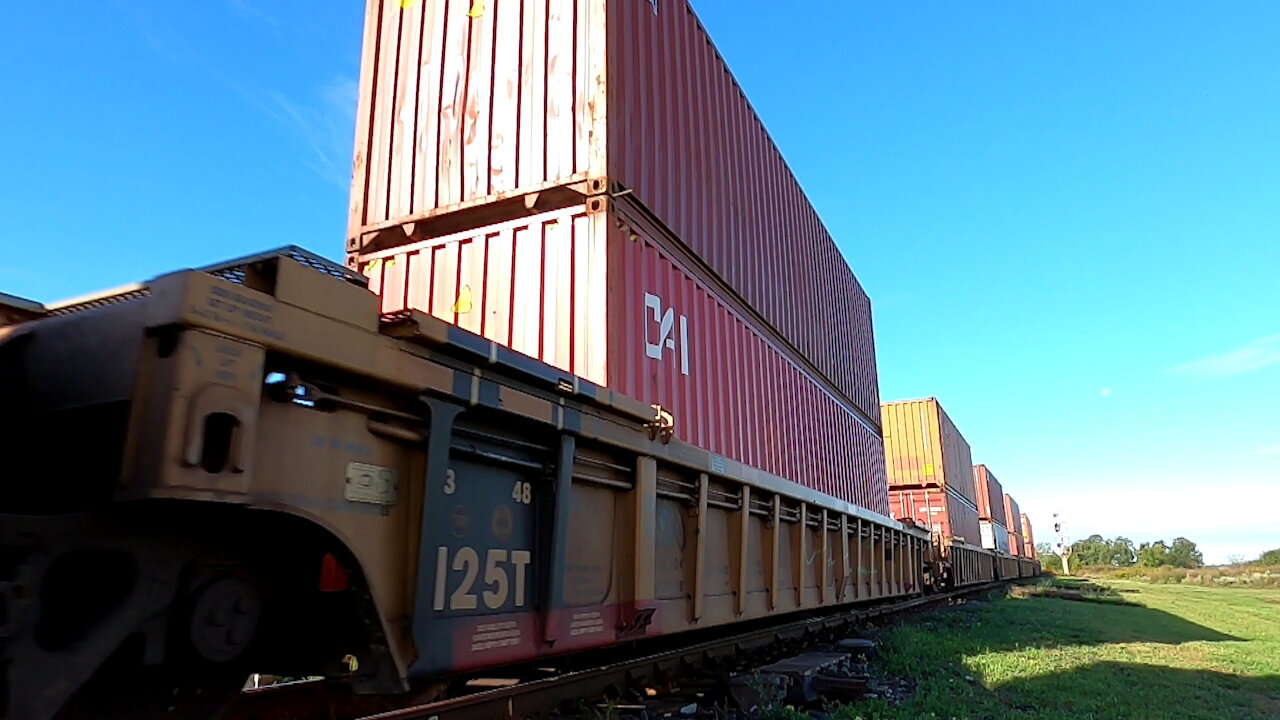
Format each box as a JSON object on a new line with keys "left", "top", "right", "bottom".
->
{"left": 972, "top": 464, "right": 1011, "bottom": 554}
{"left": 344, "top": 0, "right": 887, "bottom": 513}
{"left": 881, "top": 398, "right": 982, "bottom": 548}
{"left": 1020, "top": 513, "right": 1038, "bottom": 559}
{"left": 1003, "top": 494, "right": 1025, "bottom": 556}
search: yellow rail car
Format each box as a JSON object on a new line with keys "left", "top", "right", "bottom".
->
{"left": 0, "top": 248, "right": 931, "bottom": 720}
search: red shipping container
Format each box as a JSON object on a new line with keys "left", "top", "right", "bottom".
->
{"left": 1021, "top": 513, "right": 1037, "bottom": 559}
{"left": 888, "top": 487, "right": 981, "bottom": 549}
{"left": 972, "top": 464, "right": 1007, "bottom": 526}
{"left": 359, "top": 198, "right": 887, "bottom": 514}
{"left": 347, "top": 0, "right": 879, "bottom": 420}
{"left": 1004, "top": 494, "right": 1024, "bottom": 556}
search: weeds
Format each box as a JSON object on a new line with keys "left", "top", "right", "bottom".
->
{"left": 754, "top": 705, "right": 810, "bottom": 720}
{"left": 743, "top": 670, "right": 795, "bottom": 718}
{"left": 591, "top": 699, "right": 620, "bottom": 720}
{"left": 1010, "top": 577, "right": 1131, "bottom": 604}
{"left": 1075, "top": 564, "right": 1280, "bottom": 588}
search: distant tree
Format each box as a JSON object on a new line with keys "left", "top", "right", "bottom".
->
{"left": 1227, "top": 554, "right": 1245, "bottom": 566}
{"left": 1109, "top": 537, "right": 1138, "bottom": 567}
{"left": 1135, "top": 538, "right": 1203, "bottom": 568}
{"left": 1035, "top": 543, "right": 1064, "bottom": 573}
{"left": 1260, "top": 548, "right": 1280, "bottom": 565}
{"left": 1137, "top": 540, "right": 1170, "bottom": 567}
{"left": 1069, "top": 535, "right": 1137, "bottom": 567}
{"left": 1165, "top": 537, "right": 1204, "bottom": 569}
{"left": 1071, "top": 535, "right": 1112, "bottom": 566}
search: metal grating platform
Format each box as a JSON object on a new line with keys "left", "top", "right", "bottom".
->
{"left": 44, "top": 246, "right": 366, "bottom": 317}
{"left": 202, "top": 245, "right": 367, "bottom": 288}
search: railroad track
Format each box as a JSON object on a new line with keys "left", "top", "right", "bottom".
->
{"left": 228, "top": 579, "right": 1023, "bottom": 720}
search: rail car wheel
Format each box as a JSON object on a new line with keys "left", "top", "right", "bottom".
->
{"left": 54, "top": 567, "right": 265, "bottom": 720}
{"left": 188, "top": 575, "right": 262, "bottom": 664}
{"left": 2, "top": 507, "right": 392, "bottom": 720}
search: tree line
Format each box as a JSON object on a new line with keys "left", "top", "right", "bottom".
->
{"left": 1034, "top": 534, "right": 1206, "bottom": 571}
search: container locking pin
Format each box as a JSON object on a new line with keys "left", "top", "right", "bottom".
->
{"left": 646, "top": 405, "right": 675, "bottom": 444}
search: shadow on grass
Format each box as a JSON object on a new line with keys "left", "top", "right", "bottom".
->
{"left": 851, "top": 585, "right": 1279, "bottom": 719}
{"left": 922, "top": 583, "right": 1245, "bottom": 649}
{"left": 995, "top": 662, "right": 1280, "bottom": 720}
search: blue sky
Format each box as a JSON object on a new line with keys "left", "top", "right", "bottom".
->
{"left": 3, "top": 2, "right": 1276, "bottom": 563}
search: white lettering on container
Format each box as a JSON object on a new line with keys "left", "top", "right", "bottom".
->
{"left": 643, "top": 292, "right": 690, "bottom": 376}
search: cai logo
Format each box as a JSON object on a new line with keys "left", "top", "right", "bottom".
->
{"left": 643, "top": 292, "right": 689, "bottom": 376}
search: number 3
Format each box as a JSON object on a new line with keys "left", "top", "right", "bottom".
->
{"left": 443, "top": 468, "right": 457, "bottom": 495}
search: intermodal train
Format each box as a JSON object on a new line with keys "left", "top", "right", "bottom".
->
{"left": 0, "top": 249, "right": 1037, "bottom": 720}
{"left": 0, "top": 2, "right": 1037, "bottom": 718}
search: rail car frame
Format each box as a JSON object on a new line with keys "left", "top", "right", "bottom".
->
{"left": 1, "top": 247, "right": 936, "bottom": 720}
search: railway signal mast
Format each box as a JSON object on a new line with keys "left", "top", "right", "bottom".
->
{"left": 1054, "top": 513, "right": 1072, "bottom": 575}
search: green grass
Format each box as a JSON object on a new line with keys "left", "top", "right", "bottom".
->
{"left": 836, "top": 580, "right": 1280, "bottom": 720}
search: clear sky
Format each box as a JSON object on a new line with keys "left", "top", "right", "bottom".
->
{"left": 3, "top": 2, "right": 1276, "bottom": 563}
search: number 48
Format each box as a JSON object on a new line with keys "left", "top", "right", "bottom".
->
{"left": 511, "top": 481, "right": 532, "bottom": 504}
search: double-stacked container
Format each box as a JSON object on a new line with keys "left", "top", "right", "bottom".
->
{"left": 881, "top": 399, "right": 981, "bottom": 548}
{"left": 1020, "top": 513, "right": 1037, "bottom": 559}
{"left": 1004, "top": 494, "right": 1025, "bottom": 556}
{"left": 345, "top": 0, "right": 887, "bottom": 513}
{"left": 973, "top": 464, "right": 1010, "bottom": 554}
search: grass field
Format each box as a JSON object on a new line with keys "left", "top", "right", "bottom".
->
{"left": 830, "top": 578, "right": 1280, "bottom": 720}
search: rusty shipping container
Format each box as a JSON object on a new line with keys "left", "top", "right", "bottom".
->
{"left": 347, "top": 0, "right": 879, "bottom": 419}
{"left": 360, "top": 197, "right": 887, "bottom": 513}
{"left": 888, "top": 487, "right": 981, "bottom": 549}
{"left": 1004, "top": 493, "right": 1024, "bottom": 556}
{"left": 979, "top": 520, "right": 1010, "bottom": 554}
{"left": 972, "top": 464, "right": 1007, "bottom": 526}
{"left": 880, "top": 398, "right": 977, "bottom": 506}
{"left": 1021, "top": 513, "right": 1037, "bottom": 559}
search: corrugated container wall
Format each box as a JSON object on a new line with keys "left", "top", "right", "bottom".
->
{"left": 972, "top": 464, "right": 1007, "bottom": 526}
{"left": 881, "top": 399, "right": 977, "bottom": 505}
{"left": 1004, "top": 494, "right": 1024, "bottom": 556}
{"left": 360, "top": 197, "right": 887, "bottom": 513}
{"left": 347, "top": 0, "right": 879, "bottom": 420}
{"left": 979, "top": 520, "right": 1011, "bottom": 554}
{"left": 1021, "top": 514, "right": 1037, "bottom": 559}
{"left": 889, "top": 487, "right": 981, "bottom": 549}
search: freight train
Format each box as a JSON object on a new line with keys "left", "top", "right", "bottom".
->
{"left": 0, "top": 249, "right": 1037, "bottom": 720}
{"left": 0, "top": 1, "right": 1037, "bottom": 718}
